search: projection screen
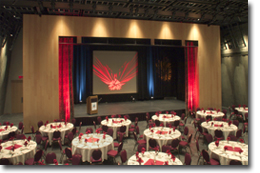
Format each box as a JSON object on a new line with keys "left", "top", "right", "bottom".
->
{"left": 93, "top": 51, "right": 138, "bottom": 95}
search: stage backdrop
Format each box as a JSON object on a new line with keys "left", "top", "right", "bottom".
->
{"left": 23, "top": 15, "right": 221, "bottom": 133}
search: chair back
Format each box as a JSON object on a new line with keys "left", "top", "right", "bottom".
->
{"left": 72, "top": 127, "right": 77, "bottom": 135}
{"left": 187, "top": 134, "right": 192, "bottom": 143}
{"left": 196, "top": 108, "right": 200, "bottom": 111}
{"left": 184, "top": 117, "right": 188, "bottom": 124}
{"left": 185, "top": 153, "right": 191, "bottom": 165}
{"left": 102, "top": 125, "right": 108, "bottom": 132}
{"left": 35, "top": 134, "right": 42, "bottom": 144}
{"left": 230, "top": 160, "right": 242, "bottom": 165}
{"left": 149, "top": 139, "right": 157, "bottom": 148}
{"left": 173, "top": 120, "right": 180, "bottom": 127}
{"left": 137, "top": 144, "right": 146, "bottom": 152}
{"left": 93, "top": 121, "right": 97, "bottom": 130}
{"left": 71, "top": 119, "right": 76, "bottom": 126}
{"left": 171, "top": 139, "right": 180, "bottom": 149}
{"left": 214, "top": 129, "right": 223, "bottom": 138}
{"left": 18, "top": 122, "right": 23, "bottom": 130}
{"left": 118, "top": 132, "right": 124, "bottom": 143}
{"left": 38, "top": 121, "right": 43, "bottom": 129}
{"left": 31, "top": 126, "right": 35, "bottom": 134}
{"left": 8, "top": 131, "right": 16, "bottom": 139}
{"left": 195, "top": 140, "right": 200, "bottom": 153}
{"left": 227, "top": 134, "right": 238, "bottom": 141}
{"left": 86, "top": 127, "right": 93, "bottom": 133}
{"left": 155, "top": 120, "right": 160, "bottom": 126}
{"left": 107, "top": 128, "right": 113, "bottom": 137}
{"left": 197, "top": 124, "right": 203, "bottom": 133}
{"left": 181, "top": 113, "right": 186, "bottom": 120}
{"left": 16, "top": 134, "right": 26, "bottom": 139}
{"left": 120, "top": 150, "right": 127, "bottom": 164}
{"left": 205, "top": 134, "right": 213, "bottom": 143}
{"left": 202, "top": 149, "right": 210, "bottom": 163}
{"left": 200, "top": 117, "right": 206, "bottom": 122}
{"left": 72, "top": 154, "right": 82, "bottom": 165}
{"left": 233, "top": 120, "right": 239, "bottom": 127}
{"left": 45, "top": 152, "right": 56, "bottom": 164}
{"left": 162, "top": 145, "right": 172, "bottom": 152}
{"left": 118, "top": 142, "right": 124, "bottom": 153}
{"left": 3, "top": 121, "right": 10, "bottom": 125}
{"left": 119, "top": 126, "right": 126, "bottom": 133}
{"left": 65, "top": 148, "right": 72, "bottom": 159}
{"left": 236, "top": 129, "right": 242, "bottom": 139}
{"left": 133, "top": 132, "right": 137, "bottom": 142}
{"left": 184, "top": 126, "right": 189, "bottom": 135}
{"left": 97, "top": 116, "right": 102, "bottom": 124}
{"left": 53, "top": 131, "right": 61, "bottom": 139}
{"left": 0, "top": 158, "right": 10, "bottom": 165}
{"left": 135, "top": 126, "right": 140, "bottom": 135}
{"left": 68, "top": 132, "right": 74, "bottom": 142}
{"left": 206, "top": 115, "right": 212, "bottom": 121}
{"left": 34, "top": 149, "right": 43, "bottom": 162}
{"left": 92, "top": 149, "right": 102, "bottom": 161}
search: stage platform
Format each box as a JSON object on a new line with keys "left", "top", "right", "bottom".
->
{"left": 74, "top": 99, "right": 186, "bottom": 126}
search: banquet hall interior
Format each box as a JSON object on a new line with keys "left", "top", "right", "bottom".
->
{"left": 0, "top": 0, "right": 248, "bottom": 166}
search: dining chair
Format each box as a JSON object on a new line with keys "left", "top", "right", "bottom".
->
{"left": 61, "top": 147, "right": 72, "bottom": 164}
{"left": 72, "top": 154, "right": 82, "bottom": 165}
{"left": 0, "top": 158, "right": 11, "bottom": 165}
{"left": 201, "top": 149, "right": 220, "bottom": 165}
{"left": 91, "top": 149, "right": 103, "bottom": 164}
{"left": 107, "top": 142, "right": 123, "bottom": 163}
{"left": 148, "top": 138, "right": 159, "bottom": 151}
{"left": 205, "top": 115, "right": 212, "bottom": 121}
{"left": 114, "top": 132, "right": 124, "bottom": 148}
{"left": 181, "top": 126, "right": 189, "bottom": 141}
{"left": 162, "top": 145, "right": 172, "bottom": 153}
{"left": 229, "top": 160, "right": 242, "bottom": 165}
{"left": 52, "top": 130, "right": 61, "bottom": 149}
{"left": 171, "top": 139, "right": 180, "bottom": 157}
{"left": 233, "top": 120, "right": 239, "bottom": 127}
{"left": 86, "top": 127, "right": 93, "bottom": 133}
{"left": 24, "top": 149, "right": 44, "bottom": 165}
{"left": 18, "top": 122, "right": 24, "bottom": 134}
{"left": 37, "top": 121, "right": 43, "bottom": 130}
{"left": 71, "top": 119, "right": 76, "bottom": 126}
{"left": 137, "top": 143, "right": 146, "bottom": 152}
{"left": 184, "top": 153, "right": 191, "bottom": 165}
{"left": 195, "top": 140, "right": 203, "bottom": 165}
{"left": 45, "top": 152, "right": 57, "bottom": 164}
{"left": 133, "top": 132, "right": 146, "bottom": 150}
{"left": 120, "top": 150, "right": 127, "bottom": 165}
{"left": 214, "top": 129, "right": 224, "bottom": 140}
{"left": 102, "top": 125, "right": 108, "bottom": 133}
{"left": 64, "top": 132, "right": 74, "bottom": 147}
{"left": 154, "top": 120, "right": 160, "bottom": 127}
{"left": 93, "top": 121, "right": 102, "bottom": 132}
{"left": 227, "top": 134, "right": 238, "bottom": 141}
{"left": 107, "top": 128, "right": 113, "bottom": 137}
{"left": 179, "top": 134, "right": 193, "bottom": 155}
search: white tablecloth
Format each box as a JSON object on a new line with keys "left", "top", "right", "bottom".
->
{"left": 71, "top": 133, "right": 114, "bottom": 163}
{"left": 235, "top": 107, "right": 248, "bottom": 120}
{"left": 196, "top": 110, "right": 224, "bottom": 119}
{"left": 201, "top": 121, "right": 238, "bottom": 140}
{"left": 0, "top": 140, "right": 37, "bottom": 165}
{"left": 39, "top": 122, "right": 74, "bottom": 145}
{"left": 0, "top": 125, "right": 18, "bottom": 140}
{"left": 143, "top": 127, "right": 181, "bottom": 151}
{"left": 151, "top": 114, "right": 181, "bottom": 126}
{"left": 101, "top": 118, "right": 131, "bottom": 139}
{"left": 208, "top": 140, "right": 248, "bottom": 165}
{"left": 127, "top": 151, "right": 183, "bottom": 165}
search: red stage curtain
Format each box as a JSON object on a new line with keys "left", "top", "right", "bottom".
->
{"left": 59, "top": 37, "right": 74, "bottom": 122}
{"left": 185, "top": 42, "right": 199, "bottom": 111}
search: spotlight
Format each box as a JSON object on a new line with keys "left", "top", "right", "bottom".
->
{"left": 151, "top": 97, "right": 154, "bottom": 99}
{"left": 79, "top": 100, "right": 82, "bottom": 103}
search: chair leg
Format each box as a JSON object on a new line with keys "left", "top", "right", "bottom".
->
{"left": 197, "top": 155, "right": 202, "bottom": 165}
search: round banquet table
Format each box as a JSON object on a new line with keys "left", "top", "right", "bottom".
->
{"left": 208, "top": 140, "right": 248, "bottom": 165}
{"left": 100, "top": 118, "right": 131, "bottom": 140}
{"left": 39, "top": 122, "right": 74, "bottom": 145}
{"left": 71, "top": 133, "right": 114, "bottom": 163}
{"left": 127, "top": 151, "right": 183, "bottom": 165}
{"left": 0, "top": 125, "right": 18, "bottom": 140}
{"left": 0, "top": 139, "right": 37, "bottom": 165}
{"left": 201, "top": 121, "right": 237, "bottom": 140}
{"left": 196, "top": 110, "right": 225, "bottom": 119}
{"left": 151, "top": 114, "right": 181, "bottom": 126}
{"left": 143, "top": 127, "right": 181, "bottom": 151}
{"left": 235, "top": 107, "right": 248, "bottom": 120}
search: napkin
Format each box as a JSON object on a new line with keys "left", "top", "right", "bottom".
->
{"left": 163, "top": 115, "right": 167, "bottom": 118}
{"left": 150, "top": 129, "right": 154, "bottom": 133}
{"left": 166, "top": 111, "right": 169, "bottom": 114}
{"left": 78, "top": 136, "right": 82, "bottom": 140}
{"left": 79, "top": 133, "right": 83, "bottom": 136}
{"left": 141, "top": 147, "right": 146, "bottom": 154}
{"left": 96, "top": 129, "right": 100, "bottom": 134}
{"left": 46, "top": 121, "right": 49, "bottom": 124}
{"left": 154, "top": 146, "right": 160, "bottom": 152}
{"left": 153, "top": 123, "right": 156, "bottom": 127}
{"left": 173, "top": 127, "right": 176, "bottom": 132}
{"left": 227, "top": 137, "right": 230, "bottom": 141}
{"left": 118, "top": 115, "right": 121, "bottom": 118}
{"left": 38, "top": 160, "right": 45, "bottom": 165}
{"left": 166, "top": 150, "right": 171, "bottom": 156}
{"left": 24, "top": 141, "right": 28, "bottom": 146}
{"left": 164, "top": 161, "right": 168, "bottom": 165}
{"left": 160, "top": 123, "right": 164, "bottom": 127}
{"left": 228, "top": 121, "right": 232, "bottom": 126}
{"left": 54, "top": 119, "right": 57, "bottom": 122}
{"left": 111, "top": 115, "right": 116, "bottom": 118}
{"left": 103, "top": 134, "right": 106, "bottom": 139}
{"left": 149, "top": 125, "right": 152, "bottom": 130}
{"left": 171, "top": 154, "right": 176, "bottom": 162}
{"left": 211, "top": 122, "right": 214, "bottom": 126}
{"left": 169, "top": 131, "right": 171, "bottom": 134}
{"left": 206, "top": 119, "right": 210, "bottom": 123}
{"left": 0, "top": 129, "right": 5, "bottom": 132}
{"left": 124, "top": 116, "right": 127, "bottom": 121}
{"left": 105, "top": 116, "right": 109, "bottom": 121}
{"left": 85, "top": 130, "right": 91, "bottom": 134}
{"left": 156, "top": 113, "right": 159, "bottom": 117}
{"left": 53, "top": 159, "right": 58, "bottom": 165}
{"left": 5, "top": 125, "right": 8, "bottom": 130}
{"left": 217, "top": 109, "right": 220, "bottom": 113}
{"left": 27, "top": 136, "right": 31, "bottom": 142}
{"left": 239, "top": 138, "right": 244, "bottom": 143}
{"left": 85, "top": 138, "right": 88, "bottom": 143}
{"left": 137, "top": 157, "right": 143, "bottom": 165}
{"left": 22, "top": 135, "right": 27, "bottom": 140}
{"left": 58, "top": 124, "right": 61, "bottom": 128}
{"left": 243, "top": 105, "right": 246, "bottom": 109}
{"left": 173, "top": 112, "right": 177, "bottom": 115}
{"left": 64, "top": 163, "right": 69, "bottom": 165}
{"left": 215, "top": 140, "right": 219, "bottom": 147}
{"left": 135, "top": 151, "right": 139, "bottom": 158}
{"left": 10, "top": 123, "right": 13, "bottom": 127}
{"left": 238, "top": 104, "right": 241, "bottom": 108}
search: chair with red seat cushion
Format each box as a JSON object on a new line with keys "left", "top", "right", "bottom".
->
{"left": 31, "top": 126, "right": 36, "bottom": 140}
{"left": 204, "top": 134, "right": 213, "bottom": 149}
{"left": 202, "top": 149, "right": 220, "bottom": 165}
{"left": 90, "top": 149, "right": 103, "bottom": 164}
{"left": 86, "top": 127, "right": 93, "bottom": 133}
{"left": 233, "top": 120, "right": 239, "bottom": 127}
{"left": 97, "top": 116, "right": 102, "bottom": 125}
{"left": 179, "top": 134, "right": 192, "bottom": 154}
{"left": 107, "top": 128, "right": 113, "bottom": 137}
{"left": 154, "top": 120, "right": 160, "bottom": 127}
{"left": 114, "top": 132, "right": 124, "bottom": 148}
{"left": 24, "top": 149, "right": 44, "bottom": 165}
{"left": 120, "top": 150, "right": 127, "bottom": 165}
{"left": 61, "top": 147, "right": 73, "bottom": 164}
{"left": 214, "top": 129, "right": 224, "bottom": 140}
{"left": 64, "top": 132, "right": 74, "bottom": 147}
{"left": 148, "top": 139, "right": 159, "bottom": 151}
{"left": 102, "top": 125, "right": 108, "bottom": 133}
{"left": 136, "top": 126, "right": 143, "bottom": 139}
{"left": 45, "top": 152, "right": 57, "bottom": 164}
{"left": 173, "top": 120, "right": 180, "bottom": 129}
{"left": 51, "top": 130, "right": 61, "bottom": 149}
{"left": 72, "top": 154, "right": 82, "bottom": 165}
{"left": 3, "top": 121, "right": 10, "bottom": 125}
{"left": 107, "top": 142, "right": 123, "bottom": 163}
{"left": 133, "top": 132, "right": 146, "bottom": 150}
{"left": 16, "top": 134, "right": 26, "bottom": 140}
{"left": 117, "top": 126, "right": 126, "bottom": 140}
{"left": 195, "top": 140, "right": 203, "bottom": 165}
{"left": 236, "top": 129, "right": 242, "bottom": 139}
{"left": 18, "top": 122, "right": 24, "bottom": 134}
{"left": 179, "top": 117, "right": 188, "bottom": 131}
{"left": 181, "top": 126, "right": 189, "bottom": 141}
{"left": 184, "top": 153, "right": 191, "bottom": 165}
{"left": 229, "top": 160, "right": 242, "bottom": 165}
{"left": 195, "top": 124, "right": 207, "bottom": 139}
{"left": 170, "top": 139, "right": 180, "bottom": 156}
{"left": 227, "top": 134, "right": 238, "bottom": 141}
{"left": 0, "top": 158, "right": 11, "bottom": 165}
{"left": 71, "top": 119, "right": 76, "bottom": 126}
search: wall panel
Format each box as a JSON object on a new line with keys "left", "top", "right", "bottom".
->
{"left": 23, "top": 14, "right": 221, "bottom": 132}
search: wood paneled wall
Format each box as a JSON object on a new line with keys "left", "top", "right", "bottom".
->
{"left": 23, "top": 14, "right": 221, "bottom": 132}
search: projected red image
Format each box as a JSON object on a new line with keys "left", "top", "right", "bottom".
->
{"left": 93, "top": 53, "right": 138, "bottom": 90}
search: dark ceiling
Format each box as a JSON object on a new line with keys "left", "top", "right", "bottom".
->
{"left": 0, "top": 0, "right": 248, "bottom": 49}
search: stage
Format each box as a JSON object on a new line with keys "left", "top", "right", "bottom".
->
{"left": 74, "top": 99, "right": 186, "bottom": 126}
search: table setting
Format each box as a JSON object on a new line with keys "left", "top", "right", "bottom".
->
{"left": 151, "top": 113, "right": 181, "bottom": 127}
{"left": 235, "top": 105, "right": 248, "bottom": 120}
{"left": 0, "top": 124, "right": 18, "bottom": 140}
{"left": 196, "top": 109, "right": 225, "bottom": 119}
